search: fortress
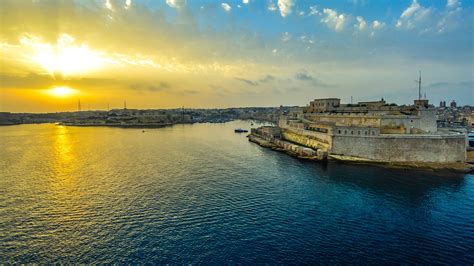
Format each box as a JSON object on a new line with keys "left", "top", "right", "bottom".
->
{"left": 250, "top": 97, "right": 467, "bottom": 168}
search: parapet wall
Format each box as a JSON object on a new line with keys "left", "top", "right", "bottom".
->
{"left": 331, "top": 134, "right": 466, "bottom": 163}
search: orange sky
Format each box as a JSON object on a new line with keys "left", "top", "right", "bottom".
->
{"left": 1, "top": 0, "right": 472, "bottom": 112}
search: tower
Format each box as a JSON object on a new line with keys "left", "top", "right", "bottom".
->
{"left": 78, "top": 99, "right": 81, "bottom": 112}
{"left": 124, "top": 100, "right": 127, "bottom": 110}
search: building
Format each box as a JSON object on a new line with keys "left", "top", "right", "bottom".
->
{"left": 276, "top": 97, "right": 466, "bottom": 165}
{"left": 451, "top": 100, "right": 457, "bottom": 108}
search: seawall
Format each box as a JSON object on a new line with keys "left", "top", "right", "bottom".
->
{"left": 331, "top": 134, "right": 466, "bottom": 164}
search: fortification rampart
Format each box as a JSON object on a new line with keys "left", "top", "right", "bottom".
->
{"left": 331, "top": 134, "right": 466, "bottom": 163}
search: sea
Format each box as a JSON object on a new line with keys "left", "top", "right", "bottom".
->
{"left": 1, "top": 121, "right": 473, "bottom": 263}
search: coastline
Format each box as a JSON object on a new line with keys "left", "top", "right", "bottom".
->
{"left": 248, "top": 132, "right": 474, "bottom": 174}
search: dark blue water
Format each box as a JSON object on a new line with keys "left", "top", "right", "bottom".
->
{"left": 1, "top": 121, "right": 473, "bottom": 263}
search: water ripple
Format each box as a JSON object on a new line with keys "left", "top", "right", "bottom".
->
{"left": 1, "top": 122, "right": 473, "bottom": 264}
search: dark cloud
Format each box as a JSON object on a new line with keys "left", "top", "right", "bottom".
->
{"left": 129, "top": 82, "right": 170, "bottom": 92}
{"left": 258, "top": 75, "right": 275, "bottom": 83}
{"left": 295, "top": 72, "right": 314, "bottom": 81}
{"left": 294, "top": 72, "right": 334, "bottom": 88}
{"left": 234, "top": 74, "right": 276, "bottom": 86}
{"left": 234, "top": 77, "right": 259, "bottom": 86}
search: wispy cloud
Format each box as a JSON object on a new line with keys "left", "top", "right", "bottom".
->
{"left": 166, "top": 0, "right": 186, "bottom": 9}
{"left": 321, "top": 8, "right": 347, "bottom": 32}
{"left": 277, "top": 0, "right": 295, "bottom": 17}
{"left": 396, "top": 0, "right": 432, "bottom": 30}
{"left": 221, "top": 3, "right": 231, "bottom": 12}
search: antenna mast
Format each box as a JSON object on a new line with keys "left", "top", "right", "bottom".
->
{"left": 416, "top": 71, "right": 422, "bottom": 100}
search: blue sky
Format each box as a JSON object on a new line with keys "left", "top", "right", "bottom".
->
{"left": 0, "top": 0, "right": 472, "bottom": 111}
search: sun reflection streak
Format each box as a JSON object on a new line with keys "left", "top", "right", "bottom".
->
{"left": 53, "top": 125, "right": 76, "bottom": 186}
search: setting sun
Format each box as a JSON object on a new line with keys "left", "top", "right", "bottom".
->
{"left": 48, "top": 86, "right": 77, "bottom": 97}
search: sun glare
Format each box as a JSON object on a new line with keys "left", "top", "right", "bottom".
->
{"left": 49, "top": 86, "right": 77, "bottom": 97}
{"left": 21, "top": 34, "right": 105, "bottom": 75}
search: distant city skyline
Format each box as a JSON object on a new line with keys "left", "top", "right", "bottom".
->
{"left": 1, "top": 0, "right": 473, "bottom": 112}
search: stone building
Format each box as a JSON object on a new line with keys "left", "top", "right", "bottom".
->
{"left": 278, "top": 97, "right": 466, "bottom": 164}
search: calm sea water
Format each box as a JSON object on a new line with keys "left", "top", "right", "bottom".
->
{"left": 1, "top": 121, "right": 473, "bottom": 264}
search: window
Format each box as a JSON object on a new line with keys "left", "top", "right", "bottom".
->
{"left": 338, "top": 130, "right": 341, "bottom": 134}
{"left": 344, "top": 130, "right": 347, "bottom": 134}
{"left": 358, "top": 131, "right": 360, "bottom": 135}
{"left": 351, "top": 130, "right": 354, "bottom": 135}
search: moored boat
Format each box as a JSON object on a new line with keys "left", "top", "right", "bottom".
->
{"left": 234, "top": 128, "right": 248, "bottom": 133}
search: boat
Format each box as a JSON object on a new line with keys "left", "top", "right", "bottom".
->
{"left": 234, "top": 128, "right": 248, "bottom": 133}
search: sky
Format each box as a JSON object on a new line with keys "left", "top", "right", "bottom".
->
{"left": 0, "top": 0, "right": 473, "bottom": 112}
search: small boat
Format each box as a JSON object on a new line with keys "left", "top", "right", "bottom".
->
{"left": 234, "top": 128, "right": 248, "bottom": 133}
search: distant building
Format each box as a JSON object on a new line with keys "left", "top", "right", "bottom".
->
{"left": 450, "top": 100, "right": 457, "bottom": 108}
{"left": 440, "top": 101, "right": 446, "bottom": 108}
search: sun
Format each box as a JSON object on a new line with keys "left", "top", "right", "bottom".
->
{"left": 49, "top": 86, "right": 77, "bottom": 97}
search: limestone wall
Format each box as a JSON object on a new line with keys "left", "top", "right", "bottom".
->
{"left": 331, "top": 134, "right": 466, "bottom": 163}
{"left": 281, "top": 128, "right": 332, "bottom": 151}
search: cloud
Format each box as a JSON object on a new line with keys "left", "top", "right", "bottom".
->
{"left": 277, "top": 0, "right": 295, "bottom": 17}
{"left": 234, "top": 75, "right": 276, "bottom": 86}
{"left": 355, "top": 16, "right": 367, "bottom": 31}
{"left": 243, "top": 0, "right": 249, "bottom": 4}
{"left": 372, "top": 20, "right": 384, "bottom": 30}
{"left": 130, "top": 82, "right": 170, "bottom": 92}
{"left": 437, "top": 1, "right": 462, "bottom": 33}
{"left": 321, "top": 8, "right": 347, "bottom": 32}
{"left": 309, "top": 5, "right": 320, "bottom": 16}
{"left": 447, "top": 0, "right": 458, "bottom": 8}
{"left": 295, "top": 72, "right": 332, "bottom": 87}
{"left": 295, "top": 72, "right": 313, "bottom": 81}
{"left": 105, "top": 0, "right": 113, "bottom": 10}
{"left": 166, "top": 0, "right": 186, "bottom": 9}
{"left": 396, "top": 0, "right": 432, "bottom": 30}
{"left": 125, "top": 0, "right": 131, "bottom": 9}
{"left": 281, "top": 31, "right": 292, "bottom": 42}
{"left": 259, "top": 75, "right": 275, "bottom": 83}
{"left": 235, "top": 77, "right": 258, "bottom": 86}
{"left": 370, "top": 20, "right": 385, "bottom": 36}
{"left": 267, "top": 0, "right": 277, "bottom": 12}
{"left": 221, "top": 3, "right": 231, "bottom": 12}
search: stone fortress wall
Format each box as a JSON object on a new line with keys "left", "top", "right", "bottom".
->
{"left": 275, "top": 98, "right": 467, "bottom": 164}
